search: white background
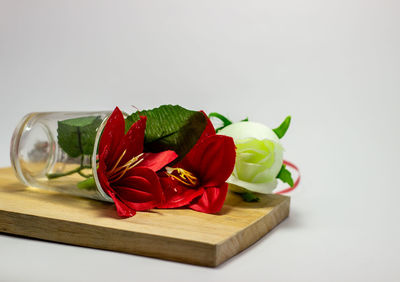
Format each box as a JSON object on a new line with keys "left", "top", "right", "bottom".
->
{"left": 1, "top": 0, "right": 399, "bottom": 281}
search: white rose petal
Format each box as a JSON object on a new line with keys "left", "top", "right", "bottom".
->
{"left": 218, "top": 121, "right": 281, "bottom": 143}
{"left": 218, "top": 121, "right": 284, "bottom": 194}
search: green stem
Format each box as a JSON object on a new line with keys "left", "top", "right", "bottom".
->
{"left": 78, "top": 170, "right": 93, "bottom": 178}
{"left": 46, "top": 167, "right": 83, "bottom": 179}
{"left": 208, "top": 112, "right": 233, "bottom": 126}
{"left": 46, "top": 165, "right": 92, "bottom": 179}
{"left": 208, "top": 112, "right": 233, "bottom": 133}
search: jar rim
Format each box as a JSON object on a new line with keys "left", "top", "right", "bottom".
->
{"left": 91, "top": 114, "right": 114, "bottom": 202}
{"left": 91, "top": 111, "right": 129, "bottom": 203}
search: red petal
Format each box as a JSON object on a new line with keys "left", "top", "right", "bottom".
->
{"left": 108, "top": 192, "right": 137, "bottom": 218}
{"left": 157, "top": 175, "right": 204, "bottom": 209}
{"left": 114, "top": 186, "right": 154, "bottom": 206}
{"left": 117, "top": 175, "right": 154, "bottom": 193}
{"left": 97, "top": 158, "right": 137, "bottom": 217}
{"left": 181, "top": 135, "right": 236, "bottom": 187}
{"left": 99, "top": 107, "right": 125, "bottom": 166}
{"left": 117, "top": 167, "right": 163, "bottom": 211}
{"left": 189, "top": 183, "right": 228, "bottom": 214}
{"left": 112, "top": 116, "right": 146, "bottom": 166}
{"left": 198, "top": 111, "right": 216, "bottom": 140}
{"left": 114, "top": 180, "right": 154, "bottom": 202}
{"left": 140, "top": 151, "right": 178, "bottom": 172}
{"left": 97, "top": 147, "right": 112, "bottom": 195}
{"left": 97, "top": 158, "right": 162, "bottom": 216}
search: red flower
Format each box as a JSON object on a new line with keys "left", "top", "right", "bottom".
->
{"left": 97, "top": 107, "right": 177, "bottom": 218}
{"left": 158, "top": 114, "right": 236, "bottom": 214}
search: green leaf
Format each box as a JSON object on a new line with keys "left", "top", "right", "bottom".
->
{"left": 237, "top": 191, "right": 260, "bottom": 202}
{"left": 272, "top": 116, "right": 291, "bottom": 139}
{"left": 277, "top": 164, "right": 294, "bottom": 187}
{"left": 77, "top": 177, "right": 96, "bottom": 190}
{"left": 57, "top": 116, "right": 102, "bottom": 158}
{"left": 125, "top": 105, "right": 207, "bottom": 160}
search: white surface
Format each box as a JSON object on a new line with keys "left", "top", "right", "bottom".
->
{"left": 0, "top": 0, "right": 399, "bottom": 281}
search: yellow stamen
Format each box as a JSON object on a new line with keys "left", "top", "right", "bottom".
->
{"left": 165, "top": 167, "right": 198, "bottom": 187}
{"left": 107, "top": 152, "right": 144, "bottom": 183}
{"left": 110, "top": 153, "right": 143, "bottom": 176}
{"left": 108, "top": 149, "right": 127, "bottom": 176}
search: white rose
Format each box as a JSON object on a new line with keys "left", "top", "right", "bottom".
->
{"left": 218, "top": 121, "right": 284, "bottom": 194}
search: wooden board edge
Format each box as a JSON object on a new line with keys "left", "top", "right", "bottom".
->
{"left": 214, "top": 196, "right": 290, "bottom": 266}
{"left": 0, "top": 210, "right": 218, "bottom": 267}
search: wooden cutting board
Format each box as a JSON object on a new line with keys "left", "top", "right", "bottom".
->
{"left": 0, "top": 167, "right": 290, "bottom": 267}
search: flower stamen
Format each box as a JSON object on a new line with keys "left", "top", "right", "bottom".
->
{"left": 165, "top": 167, "right": 199, "bottom": 187}
{"left": 108, "top": 149, "right": 127, "bottom": 176}
{"left": 107, "top": 151, "right": 144, "bottom": 183}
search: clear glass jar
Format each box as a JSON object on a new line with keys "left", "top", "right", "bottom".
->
{"left": 10, "top": 111, "right": 113, "bottom": 202}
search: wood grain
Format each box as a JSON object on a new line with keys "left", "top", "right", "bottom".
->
{"left": 0, "top": 167, "right": 290, "bottom": 267}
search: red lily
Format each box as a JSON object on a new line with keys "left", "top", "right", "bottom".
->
{"left": 97, "top": 107, "right": 177, "bottom": 217}
{"left": 158, "top": 115, "right": 236, "bottom": 214}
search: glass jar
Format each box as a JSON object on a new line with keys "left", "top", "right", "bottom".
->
{"left": 10, "top": 111, "right": 114, "bottom": 202}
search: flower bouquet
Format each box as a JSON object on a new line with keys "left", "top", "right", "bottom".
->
{"left": 11, "top": 105, "right": 299, "bottom": 218}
